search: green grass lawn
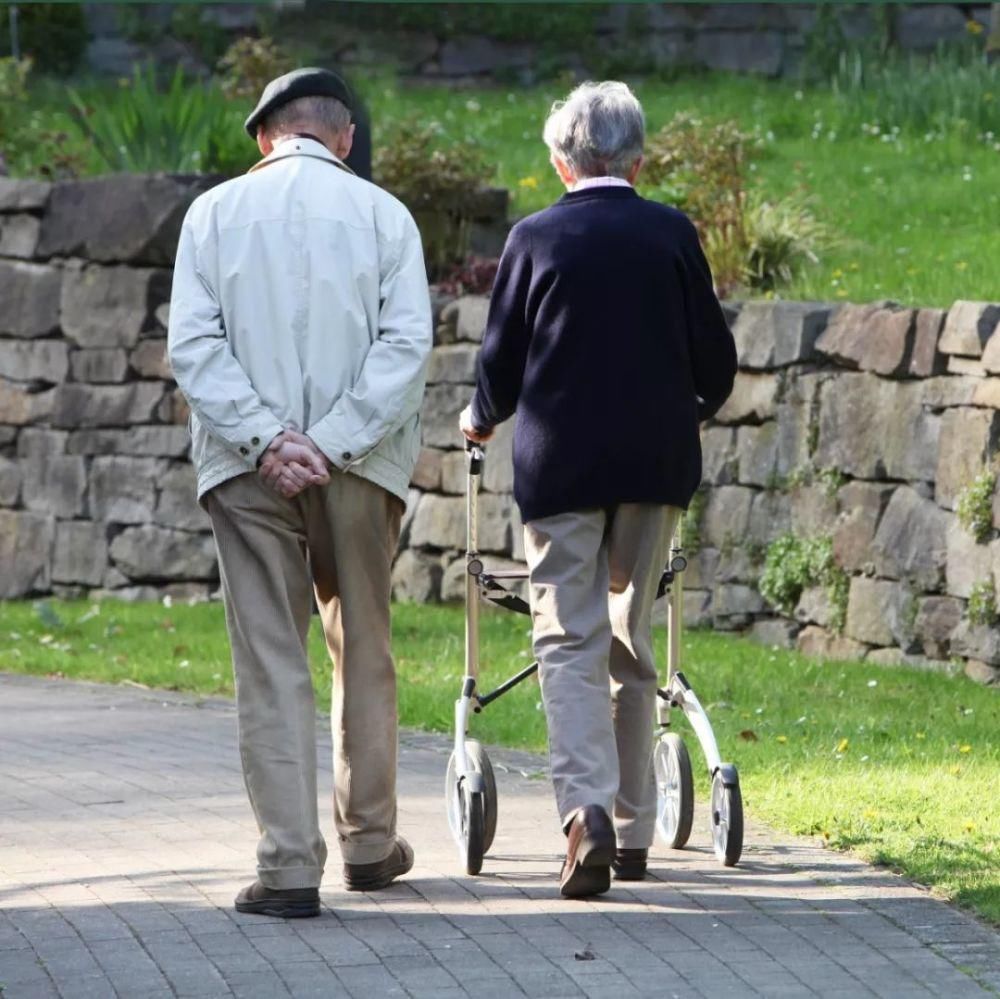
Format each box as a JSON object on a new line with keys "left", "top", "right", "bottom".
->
{"left": 2, "top": 598, "right": 997, "bottom": 924}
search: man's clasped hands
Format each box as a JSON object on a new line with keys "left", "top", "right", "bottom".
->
{"left": 258, "top": 429, "right": 332, "bottom": 499}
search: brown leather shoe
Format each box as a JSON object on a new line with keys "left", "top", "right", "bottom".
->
{"left": 234, "top": 881, "right": 320, "bottom": 918}
{"left": 343, "top": 836, "right": 414, "bottom": 892}
{"left": 612, "top": 848, "right": 648, "bottom": 881}
{"left": 560, "top": 805, "right": 615, "bottom": 898}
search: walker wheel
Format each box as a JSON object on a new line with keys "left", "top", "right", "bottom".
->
{"left": 654, "top": 732, "right": 694, "bottom": 849}
{"left": 445, "top": 740, "right": 498, "bottom": 873}
{"left": 710, "top": 768, "right": 744, "bottom": 866}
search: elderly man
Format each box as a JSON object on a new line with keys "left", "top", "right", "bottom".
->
{"left": 168, "top": 68, "right": 432, "bottom": 918}
{"left": 461, "top": 81, "right": 737, "bottom": 898}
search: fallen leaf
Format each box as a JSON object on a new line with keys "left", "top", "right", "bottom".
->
{"left": 738, "top": 729, "right": 759, "bottom": 742}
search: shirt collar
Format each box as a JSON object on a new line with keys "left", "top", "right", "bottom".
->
{"left": 248, "top": 135, "right": 356, "bottom": 176}
{"left": 571, "top": 176, "right": 633, "bottom": 193}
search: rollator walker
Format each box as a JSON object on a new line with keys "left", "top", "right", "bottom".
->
{"left": 445, "top": 441, "right": 744, "bottom": 875}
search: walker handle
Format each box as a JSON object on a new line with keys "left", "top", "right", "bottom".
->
{"left": 465, "top": 437, "right": 484, "bottom": 475}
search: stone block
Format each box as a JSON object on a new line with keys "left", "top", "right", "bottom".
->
{"left": 681, "top": 546, "right": 719, "bottom": 590}
{"left": 980, "top": 323, "right": 1000, "bottom": 374}
{"left": 427, "top": 344, "right": 478, "bottom": 384}
{"left": 129, "top": 339, "right": 171, "bottom": 379}
{"left": 788, "top": 484, "right": 837, "bottom": 536}
{"left": 715, "top": 372, "right": 778, "bottom": 424}
{"left": 934, "top": 407, "right": 1000, "bottom": 510}
{"left": 701, "top": 486, "right": 754, "bottom": 549}
{"left": 815, "top": 302, "right": 915, "bottom": 377}
{"left": 0, "top": 260, "right": 62, "bottom": 338}
{"left": 16, "top": 429, "right": 67, "bottom": 457}
{"left": 398, "top": 487, "right": 420, "bottom": 550}
{"left": 159, "top": 387, "right": 190, "bottom": 425}
{"left": 735, "top": 423, "right": 780, "bottom": 487}
{"left": 682, "top": 589, "right": 713, "bottom": 629}
{"left": 36, "top": 174, "right": 221, "bottom": 266}
{"left": 796, "top": 625, "right": 867, "bottom": 662}
{"left": 440, "top": 451, "right": 467, "bottom": 495}
{"left": 964, "top": 659, "right": 1000, "bottom": 686}
{"left": 22, "top": 456, "right": 87, "bottom": 518}
{"left": 437, "top": 36, "right": 533, "bottom": 75}
{"left": 60, "top": 263, "right": 171, "bottom": 348}
{"left": 52, "top": 382, "right": 164, "bottom": 428}
{"left": 845, "top": 577, "right": 916, "bottom": 649}
{"left": 0, "top": 214, "right": 41, "bottom": 258}
{"left": 950, "top": 620, "right": 1000, "bottom": 667}
{"left": 438, "top": 296, "right": 489, "bottom": 344}
{"left": 109, "top": 525, "right": 217, "bottom": 581}
{"left": 938, "top": 300, "right": 1000, "bottom": 358}
{"left": 895, "top": 4, "right": 972, "bottom": 49}
{"left": 52, "top": 521, "right": 108, "bottom": 587}
{"left": 700, "top": 426, "right": 737, "bottom": 484}
{"left": 0, "top": 457, "right": 21, "bottom": 506}
{"left": 411, "top": 448, "right": 443, "bottom": 491}
{"left": 69, "top": 348, "right": 129, "bottom": 384}
{"left": 909, "top": 308, "right": 946, "bottom": 377}
{"left": 122, "top": 426, "right": 190, "bottom": 458}
{"left": 915, "top": 595, "right": 963, "bottom": 660}
{"left": 815, "top": 374, "right": 938, "bottom": 481}
{"left": 712, "top": 583, "right": 765, "bottom": 622}
{"left": 716, "top": 546, "right": 761, "bottom": 584}
{"left": 872, "top": 486, "right": 947, "bottom": 590}
{"left": 482, "top": 419, "right": 514, "bottom": 494}
{"left": 420, "top": 384, "right": 469, "bottom": 449}
{"left": 730, "top": 300, "right": 830, "bottom": 369}
{"left": 392, "top": 549, "right": 443, "bottom": 603}
{"left": 920, "top": 375, "right": 977, "bottom": 410}
{"left": 748, "top": 617, "right": 800, "bottom": 649}
{"left": 89, "top": 456, "right": 162, "bottom": 523}
{"left": 794, "top": 585, "right": 833, "bottom": 628}
{"left": 971, "top": 379, "right": 1000, "bottom": 409}
{"left": 0, "top": 340, "right": 69, "bottom": 384}
{"left": 0, "top": 177, "right": 51, "bottom": 211}
{"left": 944, "top": 517, "right": 993, "bottom": 599}
{"left": 0, "top": 380, "right": 56, "bottom": 425}
{"left": 410, "top": 494, "right": 465, "bottom": 550}
{"left": 66, "top": 429, "right": 124, "bottom": 455}
{"left": 747, "top": 489, "right": 792, "bottom": 545}
{"left": 832, "top": 482, "right": 893, "bottom": 573}
{"left": 947, "top": 356, "right": 987, "bottom": 377}
{"left": 155, "top": 464, "right": 208, "bottom": 531}
{"left": 0, "top": 509, "right": 54, "bottom": 597}
{"left": 694, "top": 30, "right": 784, "bottom": 76}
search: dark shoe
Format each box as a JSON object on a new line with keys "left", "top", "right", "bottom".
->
{"left": 612, "top": 848, "right": 648, "bottom": 881}
{"left": 560, "top": 805, "right": 615, "bottom": 898}
{"left": 343, "top": 836, "right": 414, "bottom": 892}
{"left": 234, "top": 881, "right": 320, "bottom": 918}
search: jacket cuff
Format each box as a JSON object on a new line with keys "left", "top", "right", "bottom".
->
{"left": 470, "top": 395, "right": 494, "bottom": 435}
{"left": 221, "top": 416, "right": 284, "bottom": 466}
{"left": 306, "top": 422, "right": 363, "bottom": 471}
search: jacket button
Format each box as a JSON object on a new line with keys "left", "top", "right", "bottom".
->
{"left": 342, "top": 451, "right": 352, "bottom": 461}
{"left": 239, "top": 446, "right": 249, "bottom": 456}
{"left": 251, "top": 436, "right": 260, "bottom": 446}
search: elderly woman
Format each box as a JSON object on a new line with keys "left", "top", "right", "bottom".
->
{"left": 461, "top": 81, "right": 737, "bottom": 898}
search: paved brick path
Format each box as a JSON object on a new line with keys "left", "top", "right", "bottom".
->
{"left": 1, "top": 674, "right": 997, "bottom": 999}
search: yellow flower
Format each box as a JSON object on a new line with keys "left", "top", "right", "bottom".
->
{"left": 956, "top": 261, "right": 968, "bottom": 271}
{"left": 835, "top": 288, "right": 849, "bottom": 298}
{"left": 915, "top": 731, "right": 926, "bottom": 740}
{"left": 836, "top": 738, "right": 849, "bottom": 753}
{"left": 966, "top": 20, "right": 984, "bottom": 35}
{"left": 518, "top": 176, "right": 539, "bottom": 190}
{"left": 959, "top": 744, "right": 972, "bottom": 754}
{"left": 776, "top": 735, "right": 788, "bottom": 744}
{"left": 848, "top": 261, "right": 860, "bottom": 272}
{"left": 964, "top": 821, "right": 976, "bottom": 832}
{"left": 831, "top": 267, "right": 844, "bottom": 278}
{"left": 864, "top": 809, "right": 878, "bottom": 820}
{"left": 949, "top": 764, "right": 961, "bottom": 775}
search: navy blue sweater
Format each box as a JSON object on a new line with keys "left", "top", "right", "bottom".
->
{"left": 470, "top": 186, "right": 737, "bottom": 524}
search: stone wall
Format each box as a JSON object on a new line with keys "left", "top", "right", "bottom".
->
{"left": 3, "top": 173, "right": 1000, "bottom": 684}
{"left": 81, "top": 3, "right": 993, "bottom": 81}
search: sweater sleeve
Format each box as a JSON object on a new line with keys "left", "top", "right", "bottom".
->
{"left": 469, "top": 225, "right": 533, "bottom": 432}
{"left": 677, "top": 217, "right": 738, "bottom": 422}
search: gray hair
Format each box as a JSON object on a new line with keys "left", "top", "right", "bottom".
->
{"left": 262, "top": 95, "right": 351, "bottom": 139}
{"left": 542, "top": 81, "right": 645, "bottom": 179}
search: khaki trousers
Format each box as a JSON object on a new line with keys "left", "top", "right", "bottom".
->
{"left": 523, "top": 504, "right": 681, "bottom": 849}
{"left": 203, "top": 470, "right": 402, "bottom": 889}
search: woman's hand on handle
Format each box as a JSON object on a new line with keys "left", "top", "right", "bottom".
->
{"left": 459, "top": 405, "right": 494, "bottom": 444}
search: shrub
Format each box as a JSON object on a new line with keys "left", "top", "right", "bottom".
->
{"left": 0, "top": 3, "right": 87, "bottom": 75}
{"left": 217, "top": 36, "right": 294, "bottom": 101}
{"left": 437, "top": 256, "right": 500, "bottom": 297}
{"left": 759, "top": 533, "right": 849, "bottom": 632}
{"left": 743, "top": 194, "right": 829, "bottom": 292}
{"left": 967, "top": 579, "right": 998, "bottom": 627}
{"left": 69, "top": 64, "right": 256, "bottom": 176}
{"left": 373, "top": 120, "right": 495, "bottom": 279}
{"left": 956, "top": 470, "right": 997, "bottom": 544}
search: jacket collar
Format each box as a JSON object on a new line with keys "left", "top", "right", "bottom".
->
{"left": 558, "top": 186, "right": 640, "bottom": 204}
{"left": 248, "top": 135, "right": 356, "bottom": 175}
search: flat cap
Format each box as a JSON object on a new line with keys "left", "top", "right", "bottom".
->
{"left": 244, "top": 67, "right": 354, "bottom": 139}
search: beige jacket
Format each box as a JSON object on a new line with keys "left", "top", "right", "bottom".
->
{"left": 168, "top": 136, "right": 432, "bottom": 503}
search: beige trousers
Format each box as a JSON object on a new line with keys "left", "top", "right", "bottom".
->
{"left": 203, "top": 470, "right": 402, "bottom": 889}
{"left": 523, "top": 503, "right": 681, "bottom": 849}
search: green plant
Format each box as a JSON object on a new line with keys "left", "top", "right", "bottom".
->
{"left": 170, "top": 6, "right": 231, "bottom": 68}
{"left": 743, "top": 193, "right": 828, "bottom": 292}
{"left": 217, "top": 36, "right": 294, "bottom": 101}
{"left": 373, "top": 119, "right": 495, "bottom": 278}
{"left": 682, "top": 488, "right": 706, "bottom": 554}
{"left": 0, "top": 2, "right": 87, "bottom": 74}
{"left": 759, "top": 532, "right": 849, "bottom": 632}
{"left": 643, "top": 112, "right": 753, "bottom": 296}
{"left": 956, "top": 470, "right": 997, "bottom": 544}
{"left": 817, "top": 466, "right": 847, "bottom": 497}
{"left": 967, "top": 579, "right": 998, "bottom": 627}
{"left": 69, "top": 64, "right": 256, "bottom": 176}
